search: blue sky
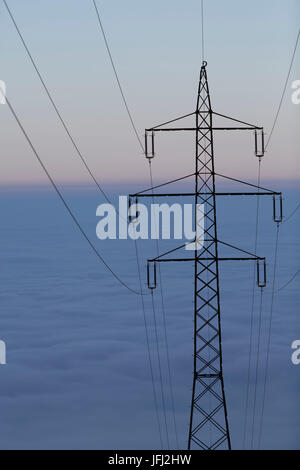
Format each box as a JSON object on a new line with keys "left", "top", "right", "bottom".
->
{"left": 0, "top": 0, "right": 299, "bottom": 184}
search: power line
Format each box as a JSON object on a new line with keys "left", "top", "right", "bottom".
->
{"left": 2, "top": 0, "right": 153, "bottom": 301}
{"left": 158, "top": 268, "right": 180, "bottom": 450}
{"left": 261, "top": 30, "right": 300, "bottom": 297}
{"left": 148, "top": 161, "right": 179, "bottom": 449}
{"left": 2, "top": 0, "right": 113, "bottom": 206}
{"left": 151, "top": 290, "right": 170, "bottom": 449}
{"left": 201, "top": 0, "right": 205, "bottom": 61}
{"left": 242, "top": 158, "right": 261, "bottom": 449}
{"left": 2, "top": 7, "right": 162, "bottom": 443}
{"left": 276, "top": 266, "right": 300, "bottom": 293}
{"left": 244, "top": 28, "right": 300, "bottom": 443}
{"left": 92, "top": 0, "right": 144, "bottom": 153}
{"left": 251, "top": 287, "right": 264, "bottom": 449}
{"left": 257, "top": 224, "right": 280, "bottom": 448}
{"left": 282, "top": 202, "right": 300, "bottom": 224}
{"left": 2, "top": 92, "right": 145, "bottom": 297}
{"left": 252, "top": 30, "right": 300, "bottom": 447}
{"left": 2, "top": 2, "right": 173, "bottom": 442}
{"left": 91, "top": 0, "right": 176, "bottom": 447}
{"left": 92, "top": 0, "right": 178, "bottom": 445}
{"left": 266, "top": 28, "right": 300, "bottom": 150}
{"left": 134, "top": 240, "right": 163, "bottom": 448}
{"left": 271, "top": 202, "right": 300, "bottom": 292}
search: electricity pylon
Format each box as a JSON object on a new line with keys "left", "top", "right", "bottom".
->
{"left": 130, "top": 61, "right": 282, "bottom": 450}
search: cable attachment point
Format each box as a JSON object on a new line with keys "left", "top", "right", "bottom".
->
{"left": 145, "top": 131, "right": 155, "bottom": 160}
{"left": 273, "top": 194, "right": 283, "bottom": 223}
{"left": 257, "top": 258, "right": 267, "bottom": 288}
{"left": 254, "top": 129, "right": 265, "bottom": 158}
{"left": 128, "top": 196, "right": 138, "bottom": 224}
{"left": 147, "top": 260, "right": 157, "bottom": 290}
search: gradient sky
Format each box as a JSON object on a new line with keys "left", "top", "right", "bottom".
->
{"left": 0, "top": 0, "right": 299, "bottom": 185}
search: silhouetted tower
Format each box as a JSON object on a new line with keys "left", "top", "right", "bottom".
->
{"left": 130, "top": 61, "right": 282, "bottom": 450}
{"left": 188, "top": 62, "right": 231, "bottom": 449}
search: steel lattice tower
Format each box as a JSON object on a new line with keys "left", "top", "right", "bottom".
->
{"left": 130, "top": 61, "right": 282, "bottom": 450}
{"left": 188, "top": 62, "right": 230, "bottom": 450}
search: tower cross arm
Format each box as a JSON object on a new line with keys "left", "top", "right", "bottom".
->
{"left": 146, "top": 111, "right": 195, "bottom": 131}
{"left": 215, "top": 173, "right": 282, "bottom": 194}
{"left": 147, "top": 239, "right": 266, "bottom": 263}
{"left": 212, "top": 111, "right": 263, "bottom": 130}
{"left": 129, "top": 172, "right": 196, "bottom": 198}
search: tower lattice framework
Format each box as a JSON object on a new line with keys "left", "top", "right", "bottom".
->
{"left": 130, "top": 61, "right": 282, "bottom": 450}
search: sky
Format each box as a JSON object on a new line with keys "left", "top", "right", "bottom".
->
{"left": 0, "top": 0, "right": 299, "bottom": 185}
{"left": 0, "top": 1, "right": 299, "bottom": 450}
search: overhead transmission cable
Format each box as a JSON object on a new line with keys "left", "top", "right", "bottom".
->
{"left": 265, "top": 28, "right": 300, "bottom": 150}
{"left": 257, "top": 224, "right": 280, "bottom": 449}
{"left": 148, "top": 161, "right": 179, "bottom": 449}
{"left": 92, "top": 0, "right": 144, "bottom": 153}
{"left": 271, "top": 203, "right": 300, "bottom": 293}
{"left": 91, "top": 0, "right": 178, "bottom": 447}
{"left": 150, "top": 290, "right": 170, "bottom": 449}
{"left": 2, "top": 0, "right": 112, "bottom": 206}
{"left": 2, "top": 4, "right": 165, "bottom": 446}
{"left": 2, "top": 92, "right": 146, "bottom": 296}
{"left": 242, "top": 159, "right": 262, "bottom": 449}
{"left": 134, "top": 240, "right": 164, "bottom": 448}
{"left": 282, "top": 202, "right": 300, "bottom": 224}
{"left": 276, "top": 267, "right": 300, "bottom": 293}
{"left": 245, "top": 26, "right": 300, "bottom": 448}
{"left": 250, "top": 287, "right": 264, "bottom": 449}
{"left": 262, "top": 29, "right": 300, "bottom": 231}
{"left": 2, "top": 0, "right": 152, "bottom": 298}
{"left": 252, "top": 28, "right": 300, "bottom": 448}
{"left": 201, "top": 0, "right": 205, "bottom": 61}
